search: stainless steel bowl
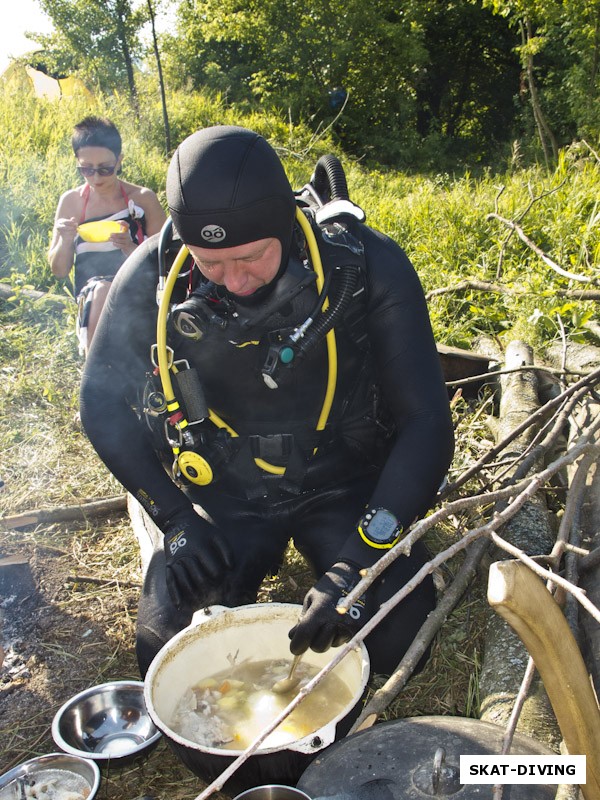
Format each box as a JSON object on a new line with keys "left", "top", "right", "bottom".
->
{"left": 234, "top": 786, "right": 312, "bottom": 800}
{"left": 52, "top": 680, "right": 161, "bottom": 763}
{"left": 0, "top": 753, "right": 100, "bottom": 799}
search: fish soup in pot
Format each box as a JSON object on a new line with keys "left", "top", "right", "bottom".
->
{"left": 144, "top": 603, "right": 369, "bottom": 793}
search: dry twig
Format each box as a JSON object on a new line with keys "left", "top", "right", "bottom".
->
{"left": 349, "top": 536, "right": 490, "bottom": 732}
{"left": 487, "top": 212, "right": 597, "bottom": 284}
{"left": 339, "top": 434, "right": 599, "bottom": 613}
{"left": 66, "top": 574, "right": 141, "bottom": 589}
{"left": 0, "top": 495, "right": 127, "bottom": 529}
{"left": 442, "top": 366, "right": 600, "bottom": 496}
{"left": 491, "top": 657, "right": 537, "bottom": 800}
{"left": 426, "top": 279, "right": 513, "bottom": 300}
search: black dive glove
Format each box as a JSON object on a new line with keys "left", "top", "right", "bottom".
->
{"left": 288, "top": 561, "right": 373, "bottom": 655}
{"left": 163, "top": 509, "right": 234, "bottom": 610}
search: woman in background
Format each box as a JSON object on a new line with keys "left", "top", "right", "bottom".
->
{"left": 48, "top": 116, "right": 166, "bottom": 354}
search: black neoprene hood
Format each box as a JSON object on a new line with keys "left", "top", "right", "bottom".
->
{"left": 166, "top": 126, "right": 296, "bottom": 255}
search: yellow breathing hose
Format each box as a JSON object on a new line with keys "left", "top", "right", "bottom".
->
{"left": 295, "top": 208, "right": 338, "bottom": 439}
{"left": 156, "top": 206, "right": 338, "bottom": 479}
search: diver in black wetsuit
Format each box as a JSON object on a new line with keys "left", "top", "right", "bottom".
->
{"left": 79, "top": 125, "right": 454, "bottom": 679}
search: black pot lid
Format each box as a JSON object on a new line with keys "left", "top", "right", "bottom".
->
{"left": 297, "top": 716, "right": 556, "bottom": 800}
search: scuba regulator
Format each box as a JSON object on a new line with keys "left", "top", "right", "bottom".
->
{"left": 148, "top": 155, "right": 366, "bottom": 488}
{"left": 261, "top": 155, "right": 366, "bottom": 390}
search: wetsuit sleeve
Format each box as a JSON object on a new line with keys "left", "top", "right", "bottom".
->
{"left": 79, "top": 238, "right": 196, "bottom": 528}
{"left": 338, "top": 227, "right": 454, "bottom": 568}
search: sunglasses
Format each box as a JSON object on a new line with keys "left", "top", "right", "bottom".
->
{"left": 77, "top": 164, "right": 117, "bottom": 177}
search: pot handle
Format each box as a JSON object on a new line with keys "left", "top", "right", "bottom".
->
{"left": 287, "top": 719, "right": 338, "bottom": 754}
{"left": 190, "top": 605, "right": 230, "bottom": 627}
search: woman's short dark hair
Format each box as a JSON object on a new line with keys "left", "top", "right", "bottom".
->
{"left": 72, "top": 116, "right": 122, "bottom": 158}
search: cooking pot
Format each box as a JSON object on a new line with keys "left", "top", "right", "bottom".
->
{"left": 144, "top": 603, "right": 369, "bottom": 793}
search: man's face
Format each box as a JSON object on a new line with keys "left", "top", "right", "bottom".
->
{"left": 187, "top": 237, "right": 282, "bottom": 297}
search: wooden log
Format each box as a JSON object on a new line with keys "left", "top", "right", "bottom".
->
{"left": 436, "top": 342, "right": 491, "bottom": 383}
{"left": 569, "top": 396, "right": 600, "bottom": 697}
{"left": 545, "top": 340, "right": 600, "bottom": 375}
{"left": 497, "top": 341, "right": 540, "bottom": 451}
{"left": 489, "top": 560, "right": 600, "bottom": 800}
{"left": 479, "top": 341, "right": 560, "bottom": 748}
{"left": 0, "top": 281, "right": 70, "bottom": 305}
{"left": 0, "top": 495, "right": 127, "bottom": 529}
{"left": 472, "top": 335, "right": 563, "bottom": 405}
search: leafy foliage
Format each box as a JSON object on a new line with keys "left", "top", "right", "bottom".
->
{"left": 481, "top": 0, "right": 600, "bottom": 151}
{"left": 15, "top": 0, "right": 598, "bottom": 168}
{"left": 163, "top": 0, "right": 525, "bottom": 167}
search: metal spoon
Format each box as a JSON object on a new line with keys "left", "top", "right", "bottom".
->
{"left": 271, "top": 653, "right": 303, "bottom": 694}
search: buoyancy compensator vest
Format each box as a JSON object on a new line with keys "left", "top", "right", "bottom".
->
{"left": 142, "top": 156, "right": 390, "bottom": 498}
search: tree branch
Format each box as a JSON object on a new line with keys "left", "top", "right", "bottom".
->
{"left": 349, "top": 536, "right": 490, "bottom": 732}
{"left": 338, "top": 435, "right": 597, "bottom": 612}
{"left": 442, "top": 366, "right": 600, "bottom": 497}
{"left": 487, "top": 212, "right": 597, "bottom": 284}
{"left": 445, "top": 363, "right": 587, "bottom": 390}
{"left": 0, "top": 495, "right": 127, "bottom": 529}
{"left": 491, "top": 657, "right": 537, "bottom": 800}
{"left": 426, "top": 279, "right": 513, "bottom": 300}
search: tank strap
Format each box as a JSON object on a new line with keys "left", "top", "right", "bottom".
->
{"left": 302, "top": 208, "right": 370, "bottom": 352}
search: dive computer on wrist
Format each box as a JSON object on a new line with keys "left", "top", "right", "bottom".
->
{"left": 358, "top": 507, "right": 403, "bottom": 549}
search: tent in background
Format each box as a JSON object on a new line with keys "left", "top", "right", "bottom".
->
{"left": 0, "top": 61, "right": 92, "bottom": 99}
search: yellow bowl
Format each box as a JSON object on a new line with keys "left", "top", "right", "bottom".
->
{"left": 77, "top": 220, "right": 126, "bottom": 242}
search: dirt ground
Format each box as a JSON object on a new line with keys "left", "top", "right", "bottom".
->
{"left": 0, "top": 511, "right": 318, "bottom": 800}
{"left": 0, "top": 518, "right": 226, "bottom": 800}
